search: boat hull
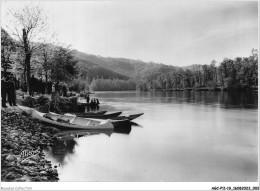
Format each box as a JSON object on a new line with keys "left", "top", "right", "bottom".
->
{"left": 76, "top": 111, "right": 122, "bottom": 119}
{"left": 31, "top": 110, "right": 114, "bottom": 130}
{"left": 112, "top": 113, "right": 144, "bottom": 121}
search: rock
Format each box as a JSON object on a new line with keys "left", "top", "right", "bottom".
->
{"left": 17, "top": 175, "right": 30, "bottom": 182}
{"left": 9, "top": 161, "right": 16, "bottom": 166}
{"left": 31, "top": 155, "right": 40, "bottom": 161}
{"left": 6, "top": 155, "right": 15, "bottom": 161}
{"left": 41, "top": 133, "right": 49, "bottom": 137}
{"left": 5, "top": 142, "right": 13, "bottom": 149}
{"left": 41, "top": 177, "right": 48, "bottom": 181}
{"left": 2, "top": 154, "right": 8, "bottom": 158}
{"left": 5, "top": 172, "right": 16, "bottom": 180}
{"left": 10, "top": 130, "right": 19, "bottom": 137}
{"left": 40, "top": 171, "right": 47, "bottom": 175}
{"left": 13, "top": 150, "right": 20, "bottom": 155}
{"left": 53, "top": 169, "right": 58, "bottom": 174}
{"left": 29, "top": 172, "right": 37, "bottom": 177}
{"left": 21, "top": 160, "right": 29, "bottom": 165}
{"left": 1, "top": 108, "right": 61, "bottom": 182}
{"left": 25, "top": 133, "right": 32, "bottom": 137}
{"left": 23, "top": 167, "right": 31, "bottom": 172}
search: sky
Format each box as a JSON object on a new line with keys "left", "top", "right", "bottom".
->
{"left": 1, "top": 0, "right": 258, "bottom": 66}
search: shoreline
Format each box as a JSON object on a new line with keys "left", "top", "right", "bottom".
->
{"left": 1, "top": 106, "right": 61, "bottom": 182}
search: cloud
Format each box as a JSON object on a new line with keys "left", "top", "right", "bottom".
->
{"left": 1, "top": 1, "right": 258, "bottom": 66}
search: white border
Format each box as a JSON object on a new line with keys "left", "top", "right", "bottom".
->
{"left": 1, "top": 0, "right": 259, "bottom": 190}
{"left": 1, "top": 182, "right": 259, "bottom": 190}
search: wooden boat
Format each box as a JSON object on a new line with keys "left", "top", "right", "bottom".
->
{"left": 79, "top": 111, "right": 107, "bottom": 115}
{"left": 31, "top": 110, "right": 114, "bottom": 130}
{"left": 64, "top": 113, "right": 129, "bottom": 128}
{"left": 75, "top": 111, "right": 122, "bottom": 119}
{"left": 112, "top": 113, "right": 144, "bottom": 121}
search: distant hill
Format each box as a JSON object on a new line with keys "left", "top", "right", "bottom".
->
{"left": 75, "top": 51, "right": 175, "bottom": 79}
{"left": 2, "top": 28, "right": 176, "bottom": 81}
{"left": 77, "top": 58, "right": 130, "bottom": 81}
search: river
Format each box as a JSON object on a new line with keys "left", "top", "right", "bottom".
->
{"left": 44, "top": 91, "right": 258, "bottom": 182}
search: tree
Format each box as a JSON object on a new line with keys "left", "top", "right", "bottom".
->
{"left": 50, "top": 46, "right": 78, "bottom": 84}
{"left": 37, "top": 42, "right": 54, "bottom": 82}
{"left": 1, "top": 28, "right": 16, "bottom": 76}
{"left": 209, "top": 60, "right": 217, "bottom": 86}
{"left": 5, "top": 5, "right": 47, "bottom": 93}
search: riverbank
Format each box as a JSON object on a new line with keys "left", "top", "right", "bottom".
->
{"left": 147, "top": 85, "right": 258, "bottom": 92}
{"left": 1, "top": 106, "right": 60, "bottom": 182}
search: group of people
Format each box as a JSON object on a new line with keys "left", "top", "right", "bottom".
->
{"left": 89, "top": 98, "right": 100, "bottom": 106}
{"left": 27, "top": 75, "right": 68, "bottom": 97}
{"left": 84, "top": 94, "right": 100, "bottom": 105}
{"left": 1, "top": 75, "right": 17, "bottom": 108}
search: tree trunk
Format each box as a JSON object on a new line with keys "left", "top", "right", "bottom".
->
{"left": 45, "top": 71, "right": 48, "bottom": 83}
{"left": 25, "top": 54, "right": 31, "bottom": 94}
{"left": 23, "top": 28, "right": 32, "bottom": 95}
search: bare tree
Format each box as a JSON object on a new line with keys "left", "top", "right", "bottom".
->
{"left": 5, "top": 5, "right": 48, "bottom": 94}
{"left": 37, "top": 42, "right": 54, "bottom": 83}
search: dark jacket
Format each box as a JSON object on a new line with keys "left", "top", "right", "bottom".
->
{"left": 1, "top": 78, "right": 7, "bottom": 95}
{"left": 7, "top": 80, "right": 16, "bottom": 94}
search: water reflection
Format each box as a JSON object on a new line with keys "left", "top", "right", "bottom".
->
{"left": 45, "top": 122, "right": 137, "bottom": 166}
{"left": 45, "top": 138, "right": 77, "bottom": 166}
{"left": 113, "top": 124, "right": 132, "bottom": 135}
{"left": 44, "top": 91, "right": 257, "bottom": 182}
{"left": 97, "top": 91, "right": 258, "bottom": 109}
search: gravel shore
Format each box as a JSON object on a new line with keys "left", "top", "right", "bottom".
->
{"left": 1, "top": 106, "right": 61, "bottom": 182}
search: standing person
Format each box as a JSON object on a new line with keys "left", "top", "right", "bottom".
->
{"left": 86, "top": 94, "right": 90, "bottom": 104}
{"left": 16, "top": 78, "right": 20, "bottom": 90}
{"left": 29, "top": 75, "right": 36, "bottom": 97}
{"left": 7, "top": 76, "right": 17, "bottom": 106}
{"left": 41, "top": 79, "right": 45, "bottom": 95}
{"left": 62, "top": 85, "right": 67, "bottom": 97}
{"left": 52, "top": 84, "right": 55, "bottom": 92}
{"left": 1, "top": 76, "right": 8, "bottom": 108}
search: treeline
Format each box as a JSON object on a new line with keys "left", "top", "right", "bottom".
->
{"left": 90, "top": 79, "right": 136, "bottom": 91}
{"left": 137, "top": 49, "right": 258, "bottom": 91}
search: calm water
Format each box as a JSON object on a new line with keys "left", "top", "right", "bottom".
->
{"left": 45, "top": 91, "right": 258, "bottom": 182}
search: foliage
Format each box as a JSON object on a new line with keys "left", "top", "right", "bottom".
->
{"left": 138, "top": 50, "right": 258, "bottom": 91}
{"left": 77, "top": 58, "right": 130, "bottom": 81}
{"left": 90, "top": 79, "right": 136, "bottom": 91}
{"left": 1, "top": 28, "right": 16, "bottom": 76}
{"left": 36, "top": 42, "right": 54, "bottom": 82}
{"left": 50, "top": 46, "right": 78, "bottom": 83}
{"left": 68, "top": 78, "right": 89, "bottom": 92}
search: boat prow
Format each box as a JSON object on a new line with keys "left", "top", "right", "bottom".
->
{"left": 112, "top": 113, "right": 144, "bottom": 121}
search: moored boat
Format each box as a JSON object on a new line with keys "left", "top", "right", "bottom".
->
{"left": 73, "top": 110, "right": 107, "bottom": 115}
{"left": 64, "top": 113, "right": 130, "bottom": 128}
{"left": 31, "top": 110, "right": 114, "bottom": 130}
{"left": 75, "top": 111, "right": 122, "bottom": 119}
{"left": 112, "top": 113, "right": 144, "bottom": 121}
